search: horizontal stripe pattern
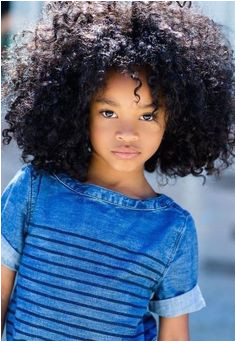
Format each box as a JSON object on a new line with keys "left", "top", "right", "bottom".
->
{"left": 6, "top": 221, "right": 163, "bottom": 340}
{"left": 29, "top": 222, "right": 166, "bottom": 266}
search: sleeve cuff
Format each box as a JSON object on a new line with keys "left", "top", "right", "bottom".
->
{"left": 148, "top": 284, "right": 206, "bottom": 317}
{"left": 1, "top": 235, "right": 21, "bottom": 271}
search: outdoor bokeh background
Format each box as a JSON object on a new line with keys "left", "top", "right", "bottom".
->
{"left": 1, "top": 2, "right": 235, "bottom": 341}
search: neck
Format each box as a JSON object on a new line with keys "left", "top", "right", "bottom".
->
{"left": 85, "top": 155, "right": 156, "bottom": 200}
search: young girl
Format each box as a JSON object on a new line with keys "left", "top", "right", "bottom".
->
{"left": 1, "top": 1, "right": 234, "bottom": 341}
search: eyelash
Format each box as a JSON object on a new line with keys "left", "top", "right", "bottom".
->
{"left": 99, "top": 110, "right": 157, "bottom": 121}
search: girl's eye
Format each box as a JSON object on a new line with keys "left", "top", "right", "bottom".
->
{"left": 99, "top": 110, "right": 117, "bottom": 118}
{"left": 140, "top": 113, "right": 157, "bottom": 121}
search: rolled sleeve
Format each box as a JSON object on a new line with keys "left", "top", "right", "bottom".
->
{"left": 1, "top": 165, "right": 32, "bottom": 272}
{"left": 1, "top": 234, "right": 21, "bottom": 271}
{"left": 148, "top": 214, "right": 207, "bottom": 318}
{"left": 149, "top": 283, "right": 206, "bottom": 317}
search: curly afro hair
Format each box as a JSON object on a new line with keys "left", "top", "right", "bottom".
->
{"left": 2, "top": 1, "right": 234, "bottom": 185}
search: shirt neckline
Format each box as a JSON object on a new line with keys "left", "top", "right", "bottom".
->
{"left": 52, "top": 171, "right": 173, "bottom": 210}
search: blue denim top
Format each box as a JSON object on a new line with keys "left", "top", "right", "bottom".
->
{"left": 1, "top": 164, "right": 206, "bottom": 341}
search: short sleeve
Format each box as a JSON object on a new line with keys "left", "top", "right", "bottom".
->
{"left": 1, "top": 165, "right": 32, "bottom": 271}
{"left": 148, "top": 214, "right": 206, "bottom": 318}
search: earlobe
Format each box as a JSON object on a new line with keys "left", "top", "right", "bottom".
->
{"left": 86, "top": 137, "right": 92, "bottom": 153}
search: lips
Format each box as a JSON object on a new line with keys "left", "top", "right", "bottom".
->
{"left": 111, "top": 148, "right": 140, "bottom": 154}
{"left": 111, "top": 148, "right": 141, "bottom": 160}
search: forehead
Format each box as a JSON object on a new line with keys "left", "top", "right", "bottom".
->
{"left": 94, "top": 69, "right": 154, "bottom": 105}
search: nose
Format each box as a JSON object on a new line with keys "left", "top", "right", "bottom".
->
{"left": 115, "top": 128, "right": 139, "bottom": 142}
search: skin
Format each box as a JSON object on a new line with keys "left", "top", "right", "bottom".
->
{"left": 1, "top": 265, "right": 16, "bottom": 337}
{"left": 87, "top": 68, "right": 166, "bottom": 199}
{"left": 158, "top": 314, "right": 190, "bottom": 341}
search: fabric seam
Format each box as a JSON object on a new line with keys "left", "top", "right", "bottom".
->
{"left": 52, "top": 173, "right": 170, "bottom": 211}
{"left": 24, "top": 166, "right": 33, "bottom": 236}
{"left": 151, "top": 213, "right": 189, "bottom": 293}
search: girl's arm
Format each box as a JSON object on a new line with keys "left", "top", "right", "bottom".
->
{"left": 158, "top": 314, "right": 190, "bottom": 341}
{"left": 1, "top": 265, "right": 16, "bottom": 337}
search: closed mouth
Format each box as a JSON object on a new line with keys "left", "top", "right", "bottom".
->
{"left": 111, "top": 149, "right": 141, "bottom": 154}
{"left": 111, "top": 151, "right": 141, "bottom": 159}
{"left": 112, "top": 151, "right": 140, "bottom": 154}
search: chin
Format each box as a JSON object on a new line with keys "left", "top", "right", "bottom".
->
{"left": 109, "top": 161, "right": 141, "bottom": 173}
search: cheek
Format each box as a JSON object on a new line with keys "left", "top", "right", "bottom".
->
{"left": 89, "top": 121, "right": 112, "bottom": 146}
{"left": 142, "top": 125, "right": 165, "bottom": 148}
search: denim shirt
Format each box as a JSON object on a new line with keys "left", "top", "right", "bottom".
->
{"left": 1, "top": 164, "right": 206, "bottom": 341}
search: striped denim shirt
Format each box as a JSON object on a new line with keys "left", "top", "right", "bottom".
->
{"left": 1, "top": 164, "right": 206, "bottom": 341}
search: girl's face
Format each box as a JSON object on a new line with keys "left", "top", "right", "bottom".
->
{"left": 88, "top": 69, "right": 166, "bottom": 175}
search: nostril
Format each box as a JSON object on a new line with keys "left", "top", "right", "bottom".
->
{"left": 116, "top": 135, "right": 138, "bottom": 141}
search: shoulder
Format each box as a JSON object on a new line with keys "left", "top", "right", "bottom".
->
{"left": 12, "top": 163, "right": 54, "bottom": 184}
{"left": 161, "top": 193, "right": 194, "bottom": 222}
{"left": 162, "top": 194, "right": 190, "bottom": 215}
{"left": 6, "top": 163, "right": 33, "bottom": 185}
{"left": 165, "top": 197, "right": 198, "bottom": 255}
{"left": 1, "top": 165, "right": 34, "bottom": 228}
{"left": 159, "top": 194, "right": 197, "bottom": 238}
{"left": 2, "top": 163, "right": 49, "bottom": 201}
{"left": 2, "top": 164, "right": 32, "bottom": 199}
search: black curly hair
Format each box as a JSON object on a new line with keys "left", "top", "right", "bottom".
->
{"left": 2, "top": 1, "right": 234, "bottom": 185}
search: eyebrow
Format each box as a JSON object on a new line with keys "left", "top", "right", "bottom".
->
{"left": 95, "top": 98, "right": 155, "bottom": 109}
